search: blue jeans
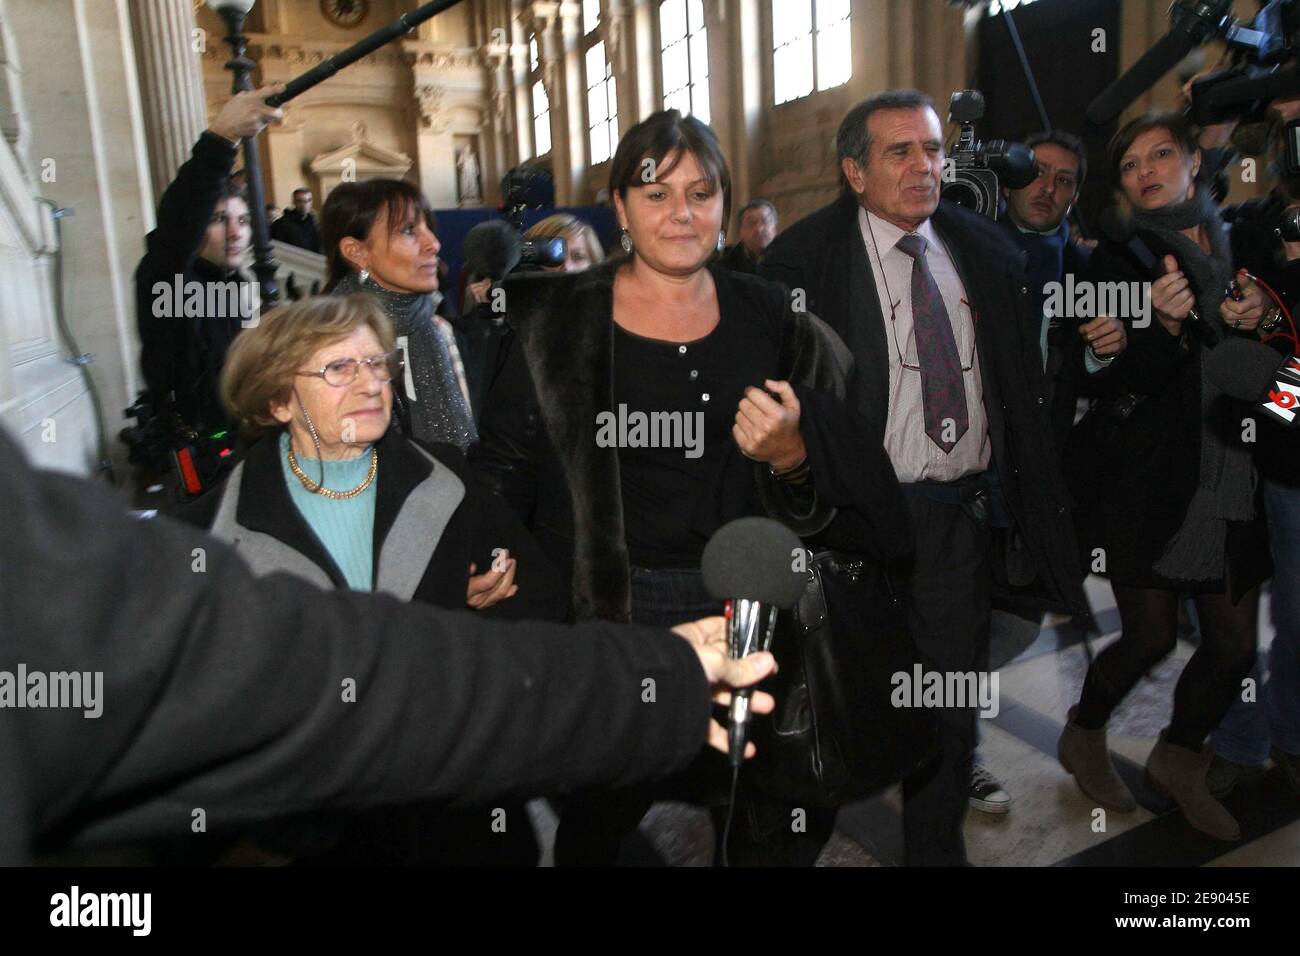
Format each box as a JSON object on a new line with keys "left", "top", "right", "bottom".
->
{"left": 1211, "top": 479, "right": 1300, "bottom": 764}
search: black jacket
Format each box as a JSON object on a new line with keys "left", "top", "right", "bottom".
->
{"left": 271, "top": 209, "right": 321, "bottom": 253}
{"left": 992, "top": 213, "right": 1106, "bottom": 453}
{"left": 1063, "top": 231, "right": 1271, "bottom": 597}
{"left": 468, "top": 260, "right": 911, "bottom": 622}
{"left": 135, "top": 132, "right": 248, "bottom": 432}
{"left": 719, "top": 242, "right": 760, "bottom": 275}
{"left": 761, "top": 194, "right": 1087, "bottom": 616}
{"left": 178, "top": 428, "right": 565, "bottom": 622}
{"left": 0, "top": 426, "right": 713, "bottom": 864}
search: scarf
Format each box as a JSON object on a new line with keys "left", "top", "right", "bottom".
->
{"left": 1127, "top": 185, "right": 1256, "bottom": 582}
{"left": 333, "top": 272, "right": 477, "bottom": 450}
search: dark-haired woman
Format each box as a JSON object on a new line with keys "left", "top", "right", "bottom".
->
{"left": 1060, "top": 112, "right": 1271, "bottom": 841}
{"left": 321, "top": 179, "right": 477, "bottom": 450}
{"left": 469, "top": 109, "right": 910, "bottom": 865}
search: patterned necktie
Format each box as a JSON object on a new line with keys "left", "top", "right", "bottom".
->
{"left": 894, "top": 232, "right": 968, "bottom": 454}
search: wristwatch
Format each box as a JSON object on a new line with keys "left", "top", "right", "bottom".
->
{"left": 1261, "top": 307, "right": 1284, "bottom": 334}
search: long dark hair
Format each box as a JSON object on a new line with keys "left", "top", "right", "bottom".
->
{"left": 320, "top": 179, "right": 437, "bottom": 291}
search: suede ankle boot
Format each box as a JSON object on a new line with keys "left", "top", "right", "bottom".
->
{"left": 1146, "top": 730, "right": 1241, "bottom": 842}
{"left": 1057, "top": 706, "right": 1137, "bottom": 812}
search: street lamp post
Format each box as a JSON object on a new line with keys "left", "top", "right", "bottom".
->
{"left": 206, "top": 0, "right": 279, "bottom": 311}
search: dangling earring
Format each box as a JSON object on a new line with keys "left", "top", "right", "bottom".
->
{"left": 296, "top": 392, "right": 326, "bottom": 491}
{"left": 717, "top": 230, "right": 726, "bottom": 252}
{"left": 619, "top": 229, "right": 633, "bottom": 254}
{"left": 358, "top": 267, "right": 370, "bottom": 285}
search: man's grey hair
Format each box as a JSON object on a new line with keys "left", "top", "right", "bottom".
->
{"left": 836, "top": 89, "right": 937, "bottom": 189}
{"left": 737, "top": 198, "right": 777, "bottom": 227}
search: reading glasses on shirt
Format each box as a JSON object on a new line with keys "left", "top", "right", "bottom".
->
{"left": 886, "top": 298, "right": 979, "bottom": 372}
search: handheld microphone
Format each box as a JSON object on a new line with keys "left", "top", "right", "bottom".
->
{"left": 1097, "top": 208, "right": 1221, "bottom": 347}
{"left": 1205, "top": 337, "right": 1300, "bottom": 426}
{"left": 701, "top": 517, "right": 806, "bottom": 769}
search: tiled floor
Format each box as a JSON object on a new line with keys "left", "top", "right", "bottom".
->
{"left": 535, "top": 575, "right": 1300, "bottom": 866}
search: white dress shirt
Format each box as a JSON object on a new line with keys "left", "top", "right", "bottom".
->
{"left": 857, "top": 207, "right": 991, "bottom": 483}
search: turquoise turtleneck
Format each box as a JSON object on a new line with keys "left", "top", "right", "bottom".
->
{"left": 278, "top": 431, "right": 376, "bottom": 591}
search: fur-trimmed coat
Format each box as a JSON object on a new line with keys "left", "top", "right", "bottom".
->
{"left": 468, "top": 260, "right": 911, "bottom": 622}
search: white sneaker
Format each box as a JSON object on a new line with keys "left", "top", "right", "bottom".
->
{"left": 969, "top": 765, "right": 1012, "bottom": 815}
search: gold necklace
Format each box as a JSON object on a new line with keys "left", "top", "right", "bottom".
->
{"left": 287, "top": 447, "right": 378, "bottom": 500}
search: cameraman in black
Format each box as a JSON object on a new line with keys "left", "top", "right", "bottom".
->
{"left": 1211, "top": 101, "right": 1300, "bottom": 798}
{"left": 134, "top": 85, "right": 283, "bottom": 440}
{"left": 974, "top": 131, "right": 1127, "bottom": 819}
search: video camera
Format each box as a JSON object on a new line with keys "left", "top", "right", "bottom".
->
{"left": 461, "top": 166, "right": 566, "bottom": 286}
{"left": 1223, "top": 194, "right": 1300, "bottom": 242}
{"left": 500, "top": 165, "right": 566, "bottom": 271}
{"left": 120, "top": 394, "right": 237, "bottom": 505}
{"left": 941, "top": 90, "right": 1037, "bottom": 220}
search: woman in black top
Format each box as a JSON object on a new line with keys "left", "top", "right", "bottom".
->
{"left": 469, "top": 110, "right": 909, "bottom": 864}
{"left": 1059, "top": 113, "right": 1271, "bottom": 842}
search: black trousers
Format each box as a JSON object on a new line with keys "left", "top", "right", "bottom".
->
{"left": 899, "top": 494, "right": 993, "bottom": 867}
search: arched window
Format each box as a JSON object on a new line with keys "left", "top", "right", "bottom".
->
{"left": 584, "top": 0, "right": 619, "bottom": 164}
{"left": 772, "top": 0, "right": 851, "bottom": 106}
{"left": 987, "top": 0, "right": 1042, "bottom": 14}
{"left": 528, "top": 33, "right": 551, "bottom": 158}
{"left": 659, "top": 0, "right": 709, "bottom": 124}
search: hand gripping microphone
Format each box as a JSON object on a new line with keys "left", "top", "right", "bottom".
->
{"left": 701, "top": 517, "right": 807, "bottom": 769}
{"left": 1097, "top": 207, "right": 1222, "bottom": 347}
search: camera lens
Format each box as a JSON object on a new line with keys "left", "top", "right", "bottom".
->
{"left": 941, "top": 179, "right": 987, "bottom": 216}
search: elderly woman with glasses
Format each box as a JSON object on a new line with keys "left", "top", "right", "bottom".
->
{"left": 183, "top": 293, "right": 557, "bottom": 617}
{"left": 180, "top": 293, "right": 562, "bottom": 864}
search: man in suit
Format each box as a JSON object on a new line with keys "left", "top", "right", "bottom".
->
{"left": 720, "top": 199, "right": 778, "bottom": 274}
{"left": 762, "top": 89, "right": 1086, "bottom": 866}
{"left": 270, "top": 187, "right": 322, "bottom": 253}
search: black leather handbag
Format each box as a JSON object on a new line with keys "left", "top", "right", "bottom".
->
{"left": 750, "top": 550, "right": 939, "bottom": 808}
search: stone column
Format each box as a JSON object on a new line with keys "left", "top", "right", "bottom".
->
{"left": 127, "top": 0, "right": 208, "bottom": 203}
{"left": 480, "top": 45, "right": 512, "bottom": 205}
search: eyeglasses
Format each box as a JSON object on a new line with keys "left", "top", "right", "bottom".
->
{"left": 887, "top": 298, "right": 978, "bottom": 373}
{"left": 297, "top": 350, "right": 404, "bottom": 387}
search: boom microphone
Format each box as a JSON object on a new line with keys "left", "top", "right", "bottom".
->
{"left": 265, "top": 1, "right": 466, "bottom": 108}
{"left": 1086, "top": 30, "right": 1200, "bottom": 126}
{"left": 1085, "top": 0, "right": 1235, "bottom": 126}
{"left": 1205, "top": 337, "right": 1300, "bottom": 425}
{"left": 701, "top": 517, "right": 806, "bottom": 769}
{"left": 1097, "top": 207, "right": 1221, "bottom": 347}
